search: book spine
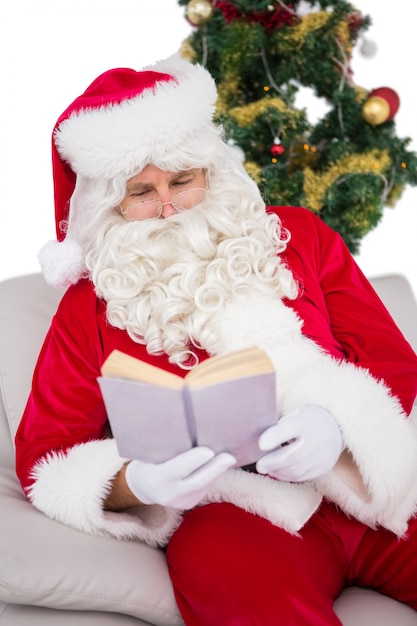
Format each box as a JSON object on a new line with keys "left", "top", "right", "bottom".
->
{"left": 182, "top": 385, "right": 197, "bottom": 447}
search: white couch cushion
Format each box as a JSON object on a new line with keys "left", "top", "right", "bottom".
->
{"left": 0, "top": 466, "right": 182, "bottom": 624}
{"left": 0, "top": 274, "right": 64, "bottom": 448}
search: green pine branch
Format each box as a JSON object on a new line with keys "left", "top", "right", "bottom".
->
{"left": 178, "top": 0, "right": 417, "bottom": 252}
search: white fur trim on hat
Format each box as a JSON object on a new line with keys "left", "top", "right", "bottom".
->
{"left": 54, "top": 55, "right": 218, "bottom": 180}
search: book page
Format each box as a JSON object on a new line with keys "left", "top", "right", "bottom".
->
{"left": 101, "top": 346, "right": 274, "bottom": 391}
{"left": 98, "top": 377, "right": 194, "bottom": 462}
{"left": 190, "top": 371, "right": 278, "bottom": 465}
{"left": 186, "top": 345, "right": 274, "bottom": 389}
{"left": 101, "top": 350, "right": 184, "bottom": 389}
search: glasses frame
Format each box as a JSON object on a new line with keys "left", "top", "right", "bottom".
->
{"left": 120, "top": 187, "right": 207, "bottom": 220}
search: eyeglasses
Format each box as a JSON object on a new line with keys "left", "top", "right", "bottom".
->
{"left": 120, "top": 187, "right": 207, "bottom": 220}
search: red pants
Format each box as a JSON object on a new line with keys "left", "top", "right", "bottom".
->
{"left": 166, "top": 501, "right": 417, "bottom": 625}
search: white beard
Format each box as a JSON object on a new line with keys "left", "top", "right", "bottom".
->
{"left": 88, "top": 197, "right": 298, "bottom": 367}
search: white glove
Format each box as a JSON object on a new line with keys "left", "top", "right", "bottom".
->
{"left": 256, "top": 405, "right": 344, "bottom": 482}
{"left": 125, "top": 446, "right": 236, "bottom": 509}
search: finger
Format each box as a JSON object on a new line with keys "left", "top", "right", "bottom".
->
{"left": 256, "top": 439, "right": 302, "bottom": 474}
{"left": 182, "top": 452, "right": 236, "bottom": 487}
{"left": 167, "top": 446, "right": 216, "bottom": 477}
{"left": 258, "top": 417, "right": 299, "bottom": 451}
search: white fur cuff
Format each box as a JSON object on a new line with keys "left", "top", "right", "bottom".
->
{"left": 28, "top": 439, "right": 182, "bottom": 547}
{"left": 204, "top": 468, "right": 322, "bottom": 533}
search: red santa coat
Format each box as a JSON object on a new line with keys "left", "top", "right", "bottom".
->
{"left": 15, "top": 207, "right": 417, "bottom": 546}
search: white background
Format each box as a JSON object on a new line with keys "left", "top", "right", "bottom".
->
{"left": 1, "top": 1, "right": 416, "bottom": 293}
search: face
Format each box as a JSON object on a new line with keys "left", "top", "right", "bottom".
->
{"left": 119, "top": 164, "right": 207, "bottom": 220}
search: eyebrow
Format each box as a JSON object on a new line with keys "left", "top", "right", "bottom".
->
{"left": 126, "top": 170, "right": 199, "bottom": 194}
{"left": 126, "top": 182, "right": 153, "bottom": 194}
{"left": 173, "top": 169, "right": 197, "bottom": 178}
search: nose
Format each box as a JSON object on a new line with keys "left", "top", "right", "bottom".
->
{"left": 159, "top": 198, "right": 177, "bottom": 218}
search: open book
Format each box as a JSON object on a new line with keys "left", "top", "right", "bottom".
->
{"left": 98, "top": 346, "right": 278, "bottom": 466}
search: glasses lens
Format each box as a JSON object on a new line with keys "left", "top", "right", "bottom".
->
{"left": 134, "top": 199, "right": 162, "bottom": 218}
{"left": 171, "top": 188, "right": 206, "bottom": 212}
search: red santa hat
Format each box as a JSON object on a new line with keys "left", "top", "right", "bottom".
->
{"left": 38, "top": 55, "right": 218, "bottom": 288}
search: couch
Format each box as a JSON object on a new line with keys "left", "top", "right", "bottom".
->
{"left": 1, "top": 272, "right": 416, "bottom": 625}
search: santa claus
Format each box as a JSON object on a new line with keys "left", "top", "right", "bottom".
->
{"left": 15, "top": 55, "right": 417, "bottom": 624}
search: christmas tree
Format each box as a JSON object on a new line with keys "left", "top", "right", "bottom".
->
{"left": 177, "top": 0, "right": 417, "bottom": 252}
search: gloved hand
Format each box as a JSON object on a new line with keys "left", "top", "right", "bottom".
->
{"left": 256, "top": 405, "right": 344, "bottom": 482}
{"left": 125, "top": 446, "right": 236, "bottom": 509}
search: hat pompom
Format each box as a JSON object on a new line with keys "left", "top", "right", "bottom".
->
{"left": 38, "top": 238, "right": 85, "bottom": 289}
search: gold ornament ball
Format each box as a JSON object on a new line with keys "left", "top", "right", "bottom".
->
{"left": 362, "top": 96, "right": 390, "bottom": 125}
{"left": 186, "top": 0, "right": 213, "bottom": 26}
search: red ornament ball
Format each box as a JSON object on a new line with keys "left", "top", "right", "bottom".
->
{"left": 271, "top": 143, "right": 285, "bottom": 156}
{"left": 368, "top": 87, "right": 400, "bottom": 121}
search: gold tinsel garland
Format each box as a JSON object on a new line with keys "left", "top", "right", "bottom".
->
{"left": 225, "top": 95, "right": 304, "bottom": 133}
{"left": 215, "top": 78, "right": 242, "bottom": 116}
{"left": 334, "top": 20, "right": 351, "bottom": 48}
{"left": 303, "top": 150, "right": 391, "bottom": 211}
{"left": 179, "top": 40, "right": 197, "bottom": 61}
{"left": 243, "top": 161, "right": 262, "bottom": 182}
{"left": 228, "top": 96, "right": 288, "bottom": 126}
{"left": 284, "top": 11, "right": 331, "bottom": 46}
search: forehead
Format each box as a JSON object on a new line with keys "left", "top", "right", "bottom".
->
{"left": 128, "top": 165, "right": 190, "bottom": 186}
